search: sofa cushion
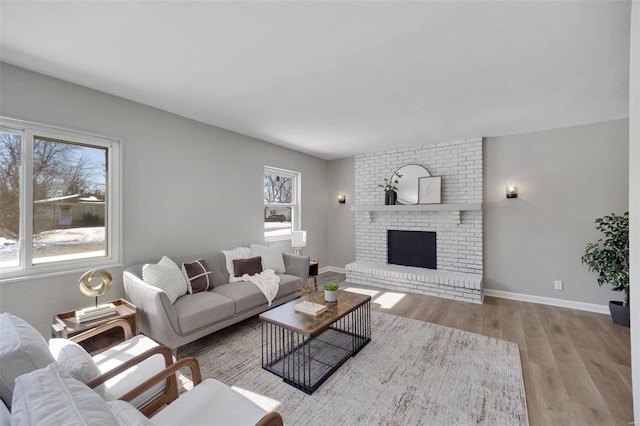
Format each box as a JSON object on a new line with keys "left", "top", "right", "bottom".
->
{"left": 173, "top": 292, "right": 235, "bottom": 333}
{"left": 11, "top": 364, "right": 118, "bottom": 426}
{"left": 0, "top": 313, "right": 55, "bottom": 409}
{"left": 233, "top": 256, "right": 263, "bottom": 278}
{"left": 276, "top": 273, "right": 300, "bottom": 298}
{"left": 212, "top": 282, "right": 271, "bottom": 313}
{"left": 107, "top": 400, "right": 153, "bottom": 425}
{"left": 48, "top": 338, "right": 106, "bottom": 397}
{"left": 92, "top": 335, "right": 169, "bottom": 409}
{"left": 250, "top": 244, "right": 286, "bottom": 273}
{"left": 182, "top": 259, "right": 212, "bottom": 294}
{"left": 151, "top": 378, "right": 268, "bottom": 426}
{"left": 143, "top": 256, "right": 188, "bottom": 304}
{"left": 222, "top": 247, "right": 252, "bottom": 282}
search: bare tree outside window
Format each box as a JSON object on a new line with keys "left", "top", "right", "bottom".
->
{"left": 32, "top": 138, "right": 107, "bottom": 264}
{"left": 264, "top": 168, "right": 298, "bottom": 241}
{"left": 0, "top": 132, "right": 21, "bottom": 266}
{"left": 264, "top": 173, "right": 292, "bottom": 204}
{"left": 0, "top": 131, "right": 109, "bottom": 268}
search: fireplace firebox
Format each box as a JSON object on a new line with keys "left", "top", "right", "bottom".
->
{"left": 387, "top": 230, "right": 436, "bottom": 269}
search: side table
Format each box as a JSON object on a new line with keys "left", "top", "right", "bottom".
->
{"left": 309, "top": 258, "right": 319, "bottom": 288}
{"left": 52, "top": 299, "right": 138, "bottom": 354}
{"left": 309, "top": 258, "right": 319, "bottom": 276}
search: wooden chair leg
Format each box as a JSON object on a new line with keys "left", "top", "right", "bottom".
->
{"left": 255, "top": 412, "right": 284, "bottom": 426}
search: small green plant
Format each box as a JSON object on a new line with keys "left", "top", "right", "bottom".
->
{"left": 581, "top": 212, "right": 629, "bottom": 306}
{"left": 323, "top": 282, "right": 339, "bottom": 291}
{"left": 378, "top": 172, "right": 403, "bottom": 192}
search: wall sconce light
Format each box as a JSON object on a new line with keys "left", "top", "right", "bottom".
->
{"left": 506, "top": 186, "right": 518, "bottom": 199}
{"left": 338, "top": 194, "right": 346, "bottom": 204}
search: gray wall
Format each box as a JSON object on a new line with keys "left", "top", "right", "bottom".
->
{"left": 484, "top": 119, "right": 629, "bottom": 305}
{"left": 326, "top": 157, "right": 355, "bottom": 269}
{"left": 0, "top": 63, "right": 329, "bottom": 336}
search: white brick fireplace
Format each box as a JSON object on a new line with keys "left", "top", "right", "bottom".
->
{"left": 346, "top": 138, "right": 484, "bottom": 303}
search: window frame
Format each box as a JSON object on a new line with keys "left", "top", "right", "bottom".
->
{"left": 263, "top": 166, "right": 301, "bottom": 243}
{"left": 0, "top": 116, "right": 123, "bottom": 281}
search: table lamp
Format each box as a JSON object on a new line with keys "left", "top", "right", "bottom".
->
{"left": 291, "top": 230, "right": 307, "bottom": 256}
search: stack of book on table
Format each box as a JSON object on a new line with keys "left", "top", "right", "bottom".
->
{"left": 75, "top": 303, "right": 117, "bottom": 323}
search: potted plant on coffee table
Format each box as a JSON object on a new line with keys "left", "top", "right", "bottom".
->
{"left": 581, "top": 212, "right": 630, "bottom": 327}
{"left": 324, "top": 282, "right": 339, "bottom": 303}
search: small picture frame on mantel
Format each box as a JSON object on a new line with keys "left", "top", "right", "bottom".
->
{"left": 418, "top": 176, "right": 442, "bottom": 204}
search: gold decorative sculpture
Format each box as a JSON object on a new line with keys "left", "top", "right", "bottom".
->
{"left": 78, "top": 269, "right": 113, "bottom": 307}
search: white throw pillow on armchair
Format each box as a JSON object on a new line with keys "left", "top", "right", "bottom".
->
{"left": 0, "top": 313, "right": 55, "bottom": 410}
{"left": 48, "top": 338, "right": 106, "bottom": 398}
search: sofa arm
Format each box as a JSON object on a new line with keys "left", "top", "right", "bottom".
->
{"left": 123, "top": 270, "right": 182, "bottom": 348}
{"left": 283, "top": 253, "right": 310, "bottom": 279}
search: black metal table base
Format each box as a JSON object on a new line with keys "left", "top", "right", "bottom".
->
{"left": 261, "top": 301, "right": 371, "bottom": 394}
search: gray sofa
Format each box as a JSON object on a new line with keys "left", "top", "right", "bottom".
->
{"left": 123, "top": 251, "right": 309, "bottom": 349}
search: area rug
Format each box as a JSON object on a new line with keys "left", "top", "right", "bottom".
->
{"left": 178, "top": 311, "right": 528, "bottom": 425}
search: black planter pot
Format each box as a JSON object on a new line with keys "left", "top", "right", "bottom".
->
{"left": 609, "top": 301, "right": 630, "bottom": 327}
{"left": 385, "top": 190, "right": 397, "bottom": 206}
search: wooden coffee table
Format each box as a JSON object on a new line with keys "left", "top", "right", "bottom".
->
{"left": 260, "top": 290, "right": 371, "bottom": 394}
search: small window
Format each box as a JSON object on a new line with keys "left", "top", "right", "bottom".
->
{"left": 1, "top": 117, "right": 121, "bottom": 279}
{"left": 264, "top": 166, "right": 300, "bottom": 242}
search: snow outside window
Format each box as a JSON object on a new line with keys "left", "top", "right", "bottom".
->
{"left": 0, "top": 117, "right": 122, "bottom": 280}
{"left": 264, "top": 166, "right": 301, "bottom": 242}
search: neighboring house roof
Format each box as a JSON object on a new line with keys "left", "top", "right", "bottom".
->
{"left": 34, "top": 194, "right": 105, "bottom": 205}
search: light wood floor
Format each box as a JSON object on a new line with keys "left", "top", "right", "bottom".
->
{"left": 317, "top": 272, "right": 633, "bottom": 426}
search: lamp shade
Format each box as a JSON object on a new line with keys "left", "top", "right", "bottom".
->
{"left": 291, "top": 230, "right": 307, "bottom": 248}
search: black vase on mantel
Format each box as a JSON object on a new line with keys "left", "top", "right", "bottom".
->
{"left": 385, "top": 190, "right": 397, "bottom": 206}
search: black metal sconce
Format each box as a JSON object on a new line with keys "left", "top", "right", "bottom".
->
{"left": 506, "top": 186, "right": 518, "bottom": 199}
{"left": 338, "top": 194, "right": 346, "bottom": 204}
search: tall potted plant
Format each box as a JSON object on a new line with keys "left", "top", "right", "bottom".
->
{"left": 581, "top": 212, "right": 630, "bottom": 327}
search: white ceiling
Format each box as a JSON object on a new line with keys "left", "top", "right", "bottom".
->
{"left": 0, "top": 1, "right": 631, "bottom": 160}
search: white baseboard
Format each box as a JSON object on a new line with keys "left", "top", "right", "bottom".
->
{"left": 484, "top": 289, "right": 610, "bottom": 314}
{"left": 319, "top": 266, "right": 346, "bottom": 274}
{"left": 320, "top": 268, "right": 609, "bottom": 314}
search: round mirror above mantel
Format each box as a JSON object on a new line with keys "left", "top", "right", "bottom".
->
{"left": 391, "top": 164, "right": 430, "bottom": 205}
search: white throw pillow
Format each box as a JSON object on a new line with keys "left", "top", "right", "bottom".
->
{"left": 11, "top": 364, "right": 118, "bottom": 426}
{"left": 250, "top": 244, "right": 286, "bottom": 274}
{"left": 0, "top": 313, "right": 55, "bottom": 410}
{"left": 49, "top": 338, "right": 106, "bottom": 398}
{"left": 142, "top": 256, "right": 188, "bottom": 304}
{"left": 222, "top": 247, "right": 252, "bottom": 282}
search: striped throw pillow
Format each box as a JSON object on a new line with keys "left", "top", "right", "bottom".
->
{"left": 142, "top": 256, "right": 188, "bottom": 304}
{"left": 250, "top": 244, "right": 286, "bottom": 273}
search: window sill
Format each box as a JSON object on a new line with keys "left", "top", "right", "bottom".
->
{"left": 0, "top": 260, "right": 124, "bottom": 284}
{"left": 264, "top": 235, "right": 292, "bottom": 243}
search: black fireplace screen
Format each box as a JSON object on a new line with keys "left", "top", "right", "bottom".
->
{"left": 387, "top": 230, "right": 436, "bottom": 269}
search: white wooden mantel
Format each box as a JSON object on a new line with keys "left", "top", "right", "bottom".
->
{"left": 350, "top": 203, "right": 482, "bottom": 225}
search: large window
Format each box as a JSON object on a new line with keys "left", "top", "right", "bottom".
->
{"left": 0, "top": 117, "right": 121, "bottom": 279}
{"left": 264, "top": 166, "right": 300, "bottom": 241}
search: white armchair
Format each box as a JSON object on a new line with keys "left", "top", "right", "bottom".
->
{"left": 9, "top": 361, "right": 284, "bottom": 426}
{"left": 0, "top": 313, "right": 178, "bottom": 416}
